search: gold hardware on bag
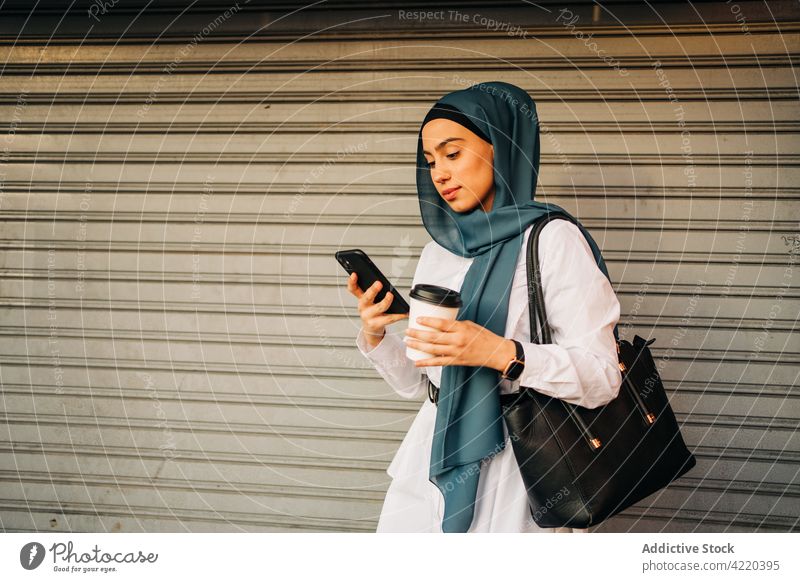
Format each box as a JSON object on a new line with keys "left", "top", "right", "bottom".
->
{"left": 646, "top": 412, "right": 656, "bottom": 424}
{"left": 619, "top": 361, "right": 627, "bottom": 372}
{"left": 590, "top": 437, "right": 602, "bottom": 449}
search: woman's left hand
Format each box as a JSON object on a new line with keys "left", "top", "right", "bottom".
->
{"left": 404, "top": 316, "right": 515, "bottom": 372}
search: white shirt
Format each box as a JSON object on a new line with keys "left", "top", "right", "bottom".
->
{"left": 356, "top": 219, "right": 623, "bottom": 533}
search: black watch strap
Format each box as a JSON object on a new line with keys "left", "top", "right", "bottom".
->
{"left": 501, "top": 339, "right": 526, "bottom": 381}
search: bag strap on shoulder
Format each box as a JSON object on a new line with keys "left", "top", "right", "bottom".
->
{"left": 525, "top": 212, "right": 603, "bottom": 448}
{"left": 525, "top": 212, "right": 658, "bottom": 439}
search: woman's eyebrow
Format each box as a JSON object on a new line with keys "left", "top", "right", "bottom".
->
{"left": 422, "top": 137, "right": 465, "bottom": 155}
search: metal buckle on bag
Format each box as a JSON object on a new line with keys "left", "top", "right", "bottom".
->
{"left": 427, "top": 378, "right": 439, "bottom": 406}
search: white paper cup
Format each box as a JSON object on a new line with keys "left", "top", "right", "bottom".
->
{"left": 404, "top": 284, "right": 462, "bottom": 362}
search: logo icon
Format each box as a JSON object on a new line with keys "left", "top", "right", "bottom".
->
{"left": 20, "top": 542, "right": 46, "bottom": 570}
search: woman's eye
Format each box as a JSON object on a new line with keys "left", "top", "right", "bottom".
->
{"left": 426, "top": 151, "right": 459, "bottom": 169}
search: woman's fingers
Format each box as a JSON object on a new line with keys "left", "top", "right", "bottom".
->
{"left": 372, "top": 312, "right": 409, "bottom": 328}
{"left": 364, "top": 289, "right": 393, "bottom": 319}
{"left": 358, "top": 280, "right": 383, "bottom": 311}
{"left": 348, "top": 274, "right": 407, "bottom": 328}
{"left": 346, "top": 272, "right": 363, "bottom": 298}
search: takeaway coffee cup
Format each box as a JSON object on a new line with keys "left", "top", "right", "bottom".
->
{"left": 404, "top": 284, "right": 462, "bottom": 362}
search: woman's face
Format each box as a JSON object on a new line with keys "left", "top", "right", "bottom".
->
{"left": 421, "top": 118, "right": 495, "bottom": 213}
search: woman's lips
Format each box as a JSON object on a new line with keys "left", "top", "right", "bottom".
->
{"left": 442, "top": 186, "right": 461, "bottom": 200}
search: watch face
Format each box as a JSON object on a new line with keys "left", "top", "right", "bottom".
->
{"left": 504, "top": 360, "right": 524, "bottom": 380}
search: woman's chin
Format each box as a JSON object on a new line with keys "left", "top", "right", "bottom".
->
{"left": 445, "top": 199, "right": 464, "bottom": 211}
{"left": 445, "top": 198, "right": 481, "bottom": 213}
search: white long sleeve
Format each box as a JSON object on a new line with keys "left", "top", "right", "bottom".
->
{"left": 510, "top": 220, "right": 622, "bottom": 409}
{"left": 356, "top": 326, "right": 427, "bottom": 400}
{"left": 354, "top": 243, "right": 434, "bottom": 400}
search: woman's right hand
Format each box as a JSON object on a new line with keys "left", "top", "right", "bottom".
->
{"left": 347, "top": 272, "right": 409, "bottom": 348}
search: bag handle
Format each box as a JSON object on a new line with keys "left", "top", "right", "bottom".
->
{"left": 525, "top": 212, "right": 604, "bottom": 449}
{"left": 525, "top": 213, "right": 658, "bottom": 446}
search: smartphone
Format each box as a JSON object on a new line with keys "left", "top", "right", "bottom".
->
{"left": 335, "top": 249, "right": 410, "bottom": 315}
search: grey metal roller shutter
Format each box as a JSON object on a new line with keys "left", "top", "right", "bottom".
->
{"left": 0, "top": 1, "right": 797, "bottom": 532}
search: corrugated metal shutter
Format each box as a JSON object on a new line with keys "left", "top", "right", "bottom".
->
{"left": 0, "top": 1, "right": 797, "bottom": 532}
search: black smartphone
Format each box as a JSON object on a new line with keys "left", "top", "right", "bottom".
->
{"left": 335, "top": 248, "right": 410, "bottom": 315}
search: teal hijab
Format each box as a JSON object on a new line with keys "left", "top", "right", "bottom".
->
{"left": 417, "top": 81, "right": 616, "bottom": 532}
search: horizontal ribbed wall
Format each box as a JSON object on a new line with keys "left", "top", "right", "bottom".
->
{"left": 0, "top": 1, "right": 798, "bottom": 532}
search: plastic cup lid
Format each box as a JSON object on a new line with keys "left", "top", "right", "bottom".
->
{"left": 409, "top": 284, "right": 462, "bottom": 308}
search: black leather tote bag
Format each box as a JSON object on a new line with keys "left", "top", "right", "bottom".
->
{"left": 499, "top": 214, "right": 696, "bottom": 528}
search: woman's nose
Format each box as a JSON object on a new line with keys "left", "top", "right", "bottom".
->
{"left": 432, "top": 168, "right": 450, "bottom": 183}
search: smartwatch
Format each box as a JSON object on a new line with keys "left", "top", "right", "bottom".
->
{"left": 500, "top": 339, "right": 526, "bottom": 381}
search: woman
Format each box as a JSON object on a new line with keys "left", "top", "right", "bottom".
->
{"left": 347, "top": 81, "right": 622, "bottom": 533}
